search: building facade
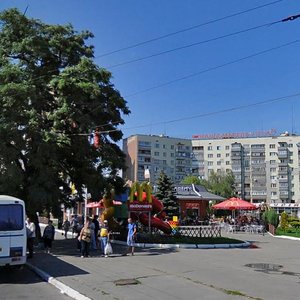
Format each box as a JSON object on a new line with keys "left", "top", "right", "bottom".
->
{"left": 123, "top": 132, "right": 300, "bottom": 213}
{"left": 191, "top": 132, "right": 300, "bottom": 208}
{"left": 123, "top": 134, "right": 192, "bottom": 184}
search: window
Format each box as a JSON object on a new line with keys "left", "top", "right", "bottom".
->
{"left": 226, "top": 153, "right": 230, "bottom": 157}
{"left": 225, "top": 145, "right": 230, "bottom": 150}
{"left": 208, "top": 146, "right": 212, "bottom": 150}
{"left": 217, "top": 153, "right": 221, "bottom": 158}
{"left": 270, "top": 144, "right": 276, "bottom": 149}
{"left": 208, "top": 161, "right": 213, "bottom": 166}
{"left": 171, "top": 153, "right": 174, "bottom": 157}
{"left": 217, "top": 161, "right": 221, "bottom": 165}
{"left": 155, "top": 143, "right": 160, "bottom": 148}
{"left": 216, "top": 146, "right": 221, "bottom": 150}
{"left": 208, "top": 154, "right": 213, "bottom": 158}
{"left": 270, "top": 160, "right": 276, "bottom": 164}
{"left": 0, "top": 204, "right": 23, "bottom": 231}
{"left": 154, "top": 152, "right": 159, "bottom": 156}
{"left": 226, "top": 161, "right": 230, "bottom": 165}
{"left": 270, "top": 152, "right": 277, "bottom": 156}
{"left": 270, "top": 167, "right": 276, "bottom": 172}
{"left": 288, "top": 143, "right": 293, "bottom": 148}
{"left": 163, "top": 152, "right": 167, "bottom": 157}
{"left": 171, "top": 145, "right": 174, "bottom": 150}
{"left": 271, "top": 183, "right": 277, "bottom": 188}
{"left": 162, "top": 144, "right": 166, "bottom": 149}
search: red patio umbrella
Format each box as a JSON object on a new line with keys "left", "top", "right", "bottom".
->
{"left": 212, "top": 197, "right": 257, "bottom": 211}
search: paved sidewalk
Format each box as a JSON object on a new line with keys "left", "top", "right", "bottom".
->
{"left": 26, "top": 229, "right": 300, "bottom": 300}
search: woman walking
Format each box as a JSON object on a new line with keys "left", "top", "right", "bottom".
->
{"left": 78, "top": 217, "right": 92, "bottom": 258}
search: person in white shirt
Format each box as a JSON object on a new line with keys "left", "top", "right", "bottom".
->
{"left": 26, "top": 217, "right": 36, "bottom": 258}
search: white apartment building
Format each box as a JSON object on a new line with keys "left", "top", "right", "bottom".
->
{"left": 123, "top": 134, "right": 192, "bottom": 184}
{"left": 123, "top": 131, "right": 300, "bottom": 216}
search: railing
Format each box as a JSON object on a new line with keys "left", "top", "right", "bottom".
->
{"left": 178, "top": 225, "right": 221, "bottom": 238}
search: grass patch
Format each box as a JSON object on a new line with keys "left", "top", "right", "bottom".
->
{"left": 135, "top": 233, "right": 243, "bottom": 245}
{"left": 275, "top": 227, "right": 300, "bottom": 238}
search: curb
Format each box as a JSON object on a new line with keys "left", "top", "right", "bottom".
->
{"left": 267, "top": 232, "right": 300, "bottom": 241}
{"left": 112, "top": 240, "right": 251, "bottom": 249}
{"left": 26, "top": 262, "right": 91, "bottom": 300}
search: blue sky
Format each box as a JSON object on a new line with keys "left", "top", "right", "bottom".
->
{"left": 1, "top": 0, "right": 300, "bottom": 140}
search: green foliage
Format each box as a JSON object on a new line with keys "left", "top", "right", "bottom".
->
{"left": 276, "top": 227, "right": 300, "bottom": 237}
{"left": 0, "top": 9, "right": 130, "bottom": 215}
{"left": 289, "top": 221, "right": 300, "bottom": 229}
{"left": 155, "top": 171, "right": 179, "bottom": 218}
{"left": 182, "top": 171, "right": 236, "bottom": 198}
{"left": 263, "top": 209, "right": 279, "bottom": 228}
{"left": 181, "top": 175, "right": 209, "bottom": 188}
{"left": 280, "top": 212, "right": 289, "bottom": 231}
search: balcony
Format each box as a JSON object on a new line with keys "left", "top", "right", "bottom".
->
{"left": 278, "top": 176, "right": 288, "bottom": 182}
{"left": 278, "top": 167, "right": 288, "bottom": 174}
{"left": 278, "top": 151, "right": 288, "bottom": 158}
{"left": 251, "top": 168, "right": 266, "bottom": 174}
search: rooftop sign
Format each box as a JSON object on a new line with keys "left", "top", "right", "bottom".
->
{"left": 192, "top": 129, "right": 277, "bottom": 140}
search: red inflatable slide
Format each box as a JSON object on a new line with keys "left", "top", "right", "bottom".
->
{"left": 132, "top": 195, "right": 172, "bottom": 234}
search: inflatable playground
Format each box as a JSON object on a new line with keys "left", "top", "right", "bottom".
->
{"left": 87, "top": 182, "right": 176, "bottom": 234}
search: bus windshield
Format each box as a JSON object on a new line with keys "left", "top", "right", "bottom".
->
{"left": 0, "top": 204, "right": 24, "bottom": 231}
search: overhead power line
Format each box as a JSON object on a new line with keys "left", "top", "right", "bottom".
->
{"left": 107, "top": 20, "right": 281, "bottom": 69}
{"left": 70, "top": 91, "right": 300, "bottom": 136}
{"left": 125, "top": 39, "right": 300, "bottom": 98}
{"left": 96, "top": 0, "right": 284, "bottom": 58}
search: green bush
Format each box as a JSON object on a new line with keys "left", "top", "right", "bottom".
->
{"left": 263, "top": 209, "right": 279, "bottom": 228}
{"left": 290, "top": 221, "right": 300, "bottom": 229}
{"left": 280, "top": 212, "right": 289, "bottom": 231}
{"left": 288, "top": 216, "right": 299, "bottom": 223}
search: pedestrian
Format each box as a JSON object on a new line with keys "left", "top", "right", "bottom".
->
{"left": 90, "top": 219, "right": 96, "bottom": 250}
{"left": 99, "top": 220, "right": 110, "bottom": 257}
{"left": 62, "top": 218, "right": 70, "bottom": 239}
{"left": 76, "top": 218, "right": 84, "bottom": 251}
{"left": 78, "top": 216, "right": 92, "bottom": 258}
{"left": 26, "top": 217, "right": 36, "bottom": 259}
{"left": 92, "top": 215, "right": 100, "bottom": 249}
{"left": 126, "top": 218, "right": 137, "bottom": 256}
{"left": 43, "top": 220, "right": 55, "bottom": 253}
{"left": 70, "top": 215, "right": 79, "bottom": 237}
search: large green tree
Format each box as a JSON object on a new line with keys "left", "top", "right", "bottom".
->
{"left": 155, "top": 171, "right": 179, "bottom": 218}
{"left": 181, "top": 172, "right": 236, "bottom": 199}
{"left": 0, "top": 9, "right": 130, "bottom": 215}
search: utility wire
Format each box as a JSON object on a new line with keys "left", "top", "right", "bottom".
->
{"left": 69, "top": 91, "right": 300, "bottom": 136}
{"left": 125, "top": 39, "right": 300, "bottom": 98}
{"left": 105, "top": 12, "right": 300, "bottom": 69}
{"left": 96, "top": 0, "right": 284, "bottom": 58}
{"left": 2, "top": 12, "right": 298, "bottom": 102}
{"left": 107, "top": 20, "right": 281, "bottom": 69}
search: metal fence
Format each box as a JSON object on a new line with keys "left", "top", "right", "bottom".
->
{"left": 178, "top": 225, "right": 221, "bottom": 238}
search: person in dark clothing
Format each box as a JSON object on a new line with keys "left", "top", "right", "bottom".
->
{"left": 43, "top": 220, "right": 55, "bottom": 253}
{"left": 92, "top": 215, "right": 100, "bottom": 249}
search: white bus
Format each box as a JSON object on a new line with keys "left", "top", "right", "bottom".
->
{"left": 0, "top": 195, "right": 27, "bottom": 267}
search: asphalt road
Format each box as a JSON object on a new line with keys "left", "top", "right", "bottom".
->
{"left": 27, "top": 231, "right": 300, "bottom": 300}
{"left": 0, "top": 265, "right": 71, "bottom": 300}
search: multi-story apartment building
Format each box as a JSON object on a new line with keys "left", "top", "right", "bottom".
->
{"left": 123, "top": 131, "right": 300, "bottom": 216}
{"left": 123, "top": 134, "right": 192, "bottom": 184}
{"left": 191, "top": 131, "right": 300, "bottom": 211}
